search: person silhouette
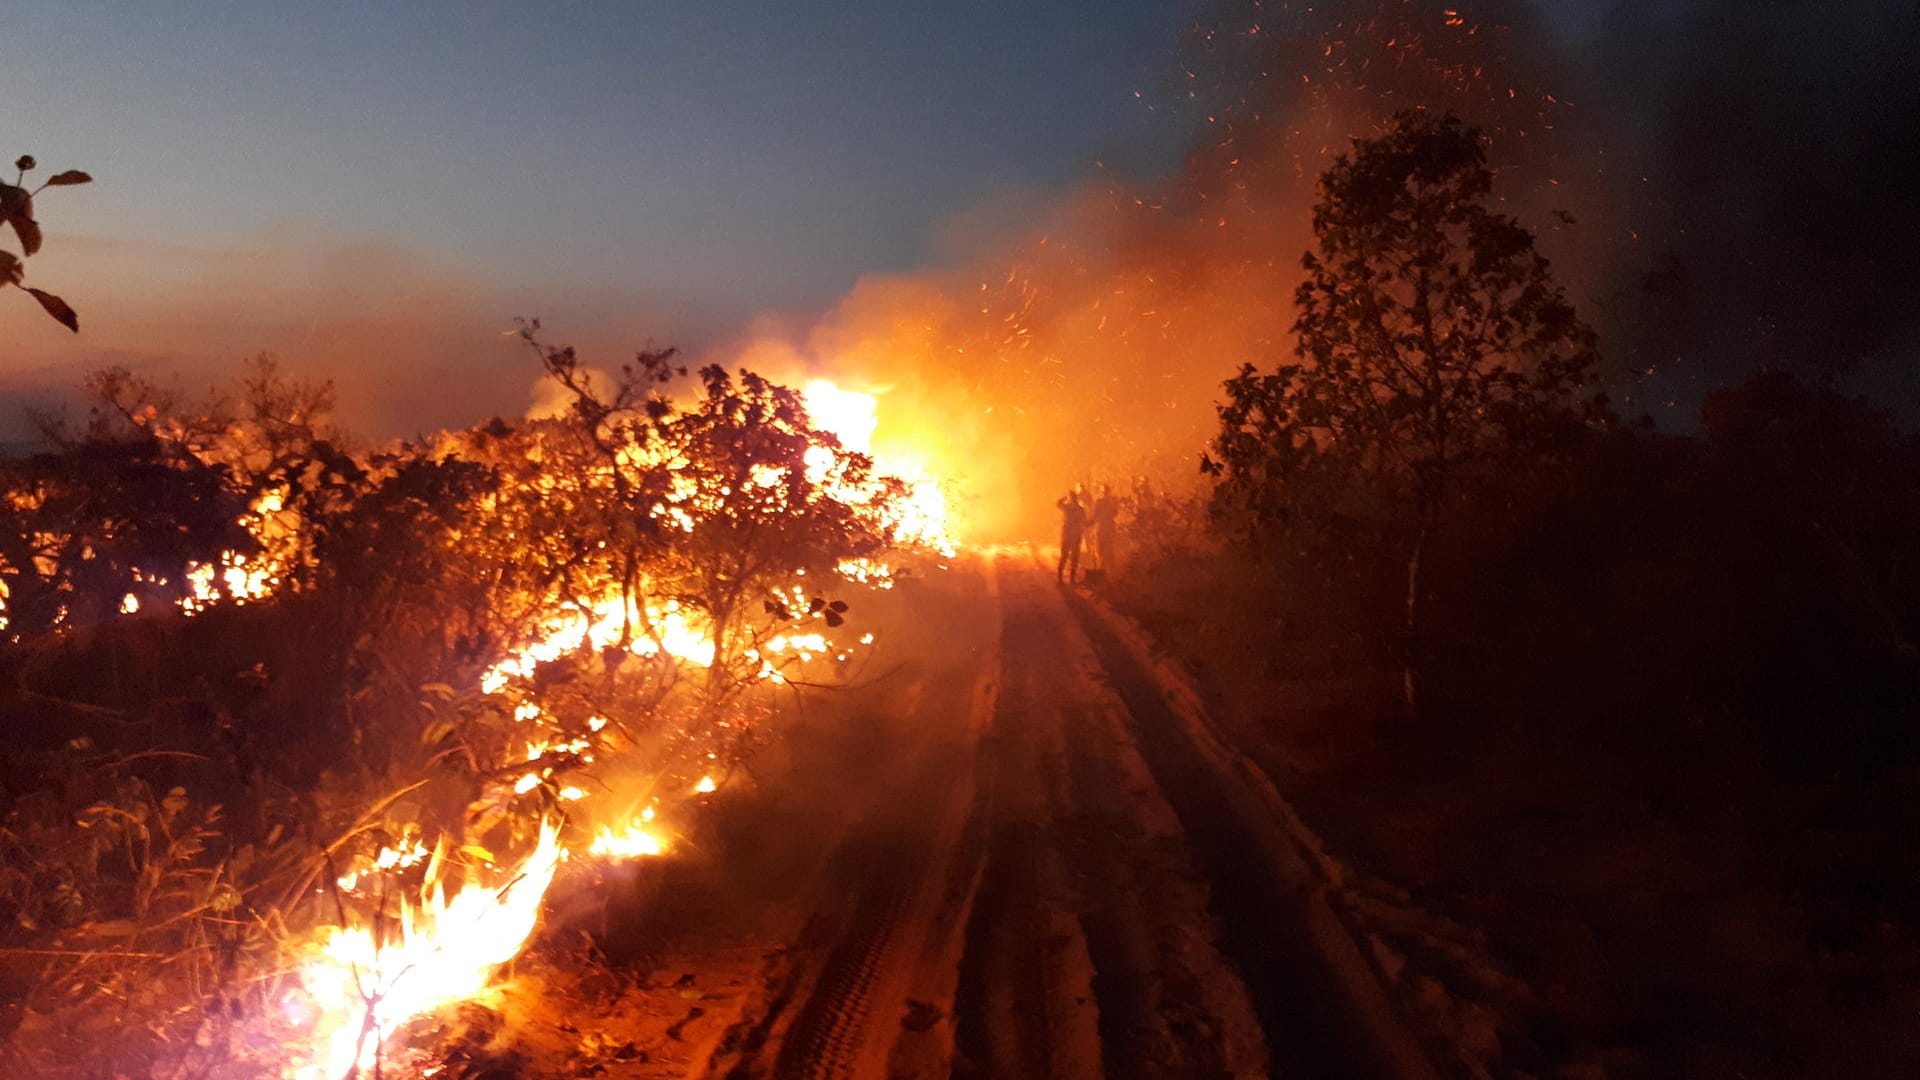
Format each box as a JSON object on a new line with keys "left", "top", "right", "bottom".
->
{"left": 1090, "top": 484, "right": 1119, "bottom": 574}
{"left": 1056, "top": 489, "right": 1087, "bottom": 584}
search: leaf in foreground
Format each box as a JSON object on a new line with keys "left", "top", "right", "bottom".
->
{"left": 25, "top": 287, "right": 78, "bottom": 332}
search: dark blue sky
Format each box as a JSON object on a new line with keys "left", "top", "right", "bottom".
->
{"left": 8, "top": 1, "right": 1196, "bottom": 313}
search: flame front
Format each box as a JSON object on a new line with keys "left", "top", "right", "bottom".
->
{"left": 803, "top": 379, "right": 955, "bottom": 555}
{"left": 48, "top": 372, "right": 956, "bottom": 1079}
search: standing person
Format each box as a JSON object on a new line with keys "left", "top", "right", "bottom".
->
{"left": 1056, "top": 489, "right": 1087, "bottom": 584}
{"left": 1090, "top": 484, "right": 1119, "bottom": 575}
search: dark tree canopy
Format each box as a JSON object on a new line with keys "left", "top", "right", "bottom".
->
{"left": 1205, "top": 111, "right": 1604, "bottom": 709}
{"left": 1208, "top": 110, "right": 1603, "bottom": 540}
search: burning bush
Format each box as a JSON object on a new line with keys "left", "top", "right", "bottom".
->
{"left": 0, "top": 329, "right": 940, "bottom": 1079}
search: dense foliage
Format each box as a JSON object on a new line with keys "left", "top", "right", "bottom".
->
{"left": 0, "top": 340, "right": 918, "bottom": 1077}
{"left": 1205, "top": 112, "right": 1604, "bottom": 706}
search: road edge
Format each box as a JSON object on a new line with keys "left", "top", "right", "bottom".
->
{"left": 1066, "top": 587, "right": 1446, "bottom": 1080}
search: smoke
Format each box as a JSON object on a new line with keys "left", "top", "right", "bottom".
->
{"left": 1573, "top": 0, "right": 1920, "bottom": 384}
{"left": 718, "top": 1, "right": 1579, "bottom": 540}
{"left": 12, "top": 1, "right": 1906, "bottom": 531}
{"left": 0, "top": 230, "right": 706, "bottom": 443}
{"left": 718, "top": 0, "right": 1920, "bottom": 541}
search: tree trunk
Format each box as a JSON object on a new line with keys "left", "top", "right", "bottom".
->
{"left": 1403, "top": 528, "right": 1423, "bottom": 715}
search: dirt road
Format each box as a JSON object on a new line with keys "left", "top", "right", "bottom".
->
{"left": 609, "top": 552, "right": 1433, "bottom": 1079}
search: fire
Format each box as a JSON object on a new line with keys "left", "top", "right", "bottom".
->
{"left": 181, "top": 488, "right": 294, "bottom": 613}
{"left": 291, "top": 820, "right": 565, "bottom": 1080}
{"left": 39, "top": 370, "right": 957, "bottom": 1077}
{"left": 802, "top": 379, "right": 879, "bottom": 453}
{"left": 479, "top": 596, "right": 720, "bottom": 695}
{"left": 587, "top": 818, "right": 668, "bottom": 858}
{"left": 803, "top": 379, "right": 956, "bottom": 554}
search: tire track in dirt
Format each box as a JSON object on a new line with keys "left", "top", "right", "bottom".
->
{"left": 711, "top": 554, "right": 1417, "bottom": 1078}
{"left": 948, "top": 701, "right": 1102, "bottom": 1079}
{"left": 950, "top": 562, "right": 1265, "bottom": 1079}
{"left": 716, "top": 728, "right": 975, "bottom": 1080}
{"left": 767, "top": 834, "right": 918, "bottom": 1079}
{"left": 948, "top": 558, "right": 1106, "bottom": 1078}
{"left": 1059, "top": 579, "right": 1439, "bottom": 1080}
{"left": 707, "top": 560, "right": 1001, "bottom": 1080}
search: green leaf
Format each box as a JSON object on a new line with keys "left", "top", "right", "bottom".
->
{"left": 43, "top": 170, "right": 92, "bottom": 187}
{"left": 25, "top": 287, "right": 77, "bottom": 332}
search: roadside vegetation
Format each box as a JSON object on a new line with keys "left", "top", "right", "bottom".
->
{"left": 0, "top": 331, "right": 921, "bottom": 1077}
{"left": 1116, "top": 113, "right": 1920, "bottom": 1078}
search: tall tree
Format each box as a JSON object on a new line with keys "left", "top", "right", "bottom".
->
{"left": 1207, "top": 111, "right": 1602, "bottom": 710}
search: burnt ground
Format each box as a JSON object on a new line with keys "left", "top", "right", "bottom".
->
{"left": 477, "top": 551, "right": 1430, "bottom": 1080}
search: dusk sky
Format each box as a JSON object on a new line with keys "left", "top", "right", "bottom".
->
{"left": 9, "top": 2, "right": 1190, "bottom": 305}
{"left": 5, "top": 1, "right": 1614, "bottom": 436}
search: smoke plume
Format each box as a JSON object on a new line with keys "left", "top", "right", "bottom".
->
{"left": 720, "top": 0, "right": 1920, "bottom": 541}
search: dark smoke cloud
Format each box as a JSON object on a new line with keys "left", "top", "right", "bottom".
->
{"left": 1176, "top": 0, "right": 1920, "bottom": 405}
{"left": 1574, "top": 0, "right": 1920, "bottom": 392}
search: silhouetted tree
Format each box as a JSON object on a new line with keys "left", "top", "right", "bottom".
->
{"left": 1206, "top": 111, "right": 1602, "bottom": 710}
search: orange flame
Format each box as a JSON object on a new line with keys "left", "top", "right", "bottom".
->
{"left": 291, "top": 820, "right": 565, "bottom": 1080}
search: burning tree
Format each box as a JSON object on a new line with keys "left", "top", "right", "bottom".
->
{"left": 287, "top": 332, "right": 926, "bottom": 1078}
{"left": 1206, "top": 111, "right": 1602, "bottom": 710}
{"left": 427, "top": 327, "right": 912, "bottom": 822}
{"left": 0, "top": 365, "right": 295, "bottom": 648}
